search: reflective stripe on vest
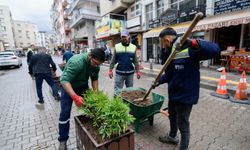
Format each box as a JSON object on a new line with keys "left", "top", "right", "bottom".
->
{"left": 115, "top": 43, "right": 136, "bottom": 53}
{"left": 171, "top": 47, "right": 190, "bottom": 59}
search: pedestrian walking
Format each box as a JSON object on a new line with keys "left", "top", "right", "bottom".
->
{"left": 59, "top": 48, "right": 73, "bottom": 71}
{"left": 27, "top": 45, "right": 34, "bottom": 65}
{"left": 28, "top": 47, "right": 60, "bottom": 104}
{"left": 58, "top": 48, "right": 105, "bottom": 150}
{"left": 108, "top": 30, "right": 141, "bottom": 91}
{"left": 152, "top": 27, "right": 221, "bottom": 150}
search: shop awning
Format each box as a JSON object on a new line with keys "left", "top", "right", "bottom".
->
{"left": 143, "top": 22, "right": 191, "bottom": 38}
{"left": 195, "top": 9, "right": 250, "bottom": 31}
{"left": 144, "top": 9, "right": 250, "bottom": 39}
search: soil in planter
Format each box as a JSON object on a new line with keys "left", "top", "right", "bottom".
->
{"left": 80, "top": 117, "right": 129, "bottom": 144}
{"left": 121, "top": 90, "right": 152, "bottom": 106}
{"left": 82, "top": 118, "right": 108, "bottom": 144}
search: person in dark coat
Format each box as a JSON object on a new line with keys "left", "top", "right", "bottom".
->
{"left": 153, "top": 27, "right": 221, "bottom": 150}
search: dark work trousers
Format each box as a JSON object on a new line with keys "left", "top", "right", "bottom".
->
{"left": 168, "top": 100, "right": 193, "bottom": 150}
{"left": 58, "top": 84, "right": 89, "bottom": 142}
{"left": 34, "top": 73, "right": 58, "bottom": 101}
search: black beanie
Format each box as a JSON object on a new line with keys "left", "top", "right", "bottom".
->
{"left": 90, "top": 48, "right": 105, "bottom": 62}
{"left": 159, "top": 27, "right": 177, "bottom": 38}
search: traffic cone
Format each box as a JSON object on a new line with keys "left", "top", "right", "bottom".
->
{"left": 234, "top": 71, "right": 248, "bottom": 100}
{"left": 229, "top": 71, "right": 250, "bottom": 105}
{"left": 211, "top": 69, "right": 229, "bottom": 99}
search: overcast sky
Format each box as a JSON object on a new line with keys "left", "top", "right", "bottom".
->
{"left": 0, "top": 0, "right": 53, "bottom": 32}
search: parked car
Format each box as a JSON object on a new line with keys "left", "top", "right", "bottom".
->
{"left": 0, "top": 52, "right": 22, "bottom": 68}
{"left": 5, "top": 49, "right": 25, "bottom": 57}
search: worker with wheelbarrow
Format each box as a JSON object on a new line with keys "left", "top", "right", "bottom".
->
{"left": 152, "top": 27, "right": 221, "bottom": 150}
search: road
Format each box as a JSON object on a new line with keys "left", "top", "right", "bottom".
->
{"left": 0, "top": 56, "right": 249, "bottom": 150}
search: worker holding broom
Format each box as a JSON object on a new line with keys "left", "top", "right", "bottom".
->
{"left": 152, "top": 27, "right": 221, "bottom": 150}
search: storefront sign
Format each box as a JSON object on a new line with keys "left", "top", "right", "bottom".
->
{"left": 214, "top": 0, "right": 250, "bottom": 15}
{"left": 154, "top": 19, "right": 160, "bottom": 24}
{"left": 110, "top": 19, "right": 126, "bottom": 35}
{"left": 95, "top": 14, "right": 126, "bottom": 39}
{"left": 160, "top": 9, "right": 178, "bottom": 24}
{"left": 95, "top": 15, "right": 110, "bottom": 39}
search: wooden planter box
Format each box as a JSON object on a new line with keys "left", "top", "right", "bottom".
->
{"left": 74, "top": 115, "right": 135, "bottom": 150}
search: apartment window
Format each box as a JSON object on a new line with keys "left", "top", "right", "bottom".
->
{"left": 145, "top": 3, "right": 153, "bottom": 28}
{"left": 156, "top": 0, "right": 164, "bottom": 18}
{"left": 2, "top": 26, "right": 6, "bottom": 31}
{"left": 0, "top": 9, "right": 3, "bottom": 15}
{"left": 131, "top": 2, "right": 141, "bottom": 18}
{"left": 19, "top": 36, "right": 22, "bottom": 38}
{"left": 170, "top": 0, "right": 206, "bottom": 23}
{"left": 18, "top": 30, "right": 22, "bottom": 33}
{"left": 17, "top": 24, "right": 21, "bottom": 26}
{"left": 131, "top": 6, "right": 135, "bottom": 17}
{"left": 20, "top": 42, "right": 23, "bottom": 45}
{"left": 97, "top": 6, "right": 100, "bottom": 13}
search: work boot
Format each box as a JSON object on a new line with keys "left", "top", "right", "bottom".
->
{"left": 38, "top": 99, "right": 44, "bottom": 104}
{"left": 35, "top": 99, "right": 44, "bottom": 109}
{"left": 159, "top": 134, "right": 179, "bottom": 144}
{"left": 59, "top": 141, "right": 67, "bottom": 150}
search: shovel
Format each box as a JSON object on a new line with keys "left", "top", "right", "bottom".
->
{"left": 136, "top": 12, "right": 204, "bottom": 102}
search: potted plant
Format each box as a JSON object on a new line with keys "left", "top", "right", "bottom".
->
{"left": 75, "top": 90, "right": 135, "bottom": 150}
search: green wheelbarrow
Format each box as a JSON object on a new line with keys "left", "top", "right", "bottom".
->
{"left": 114, "top": 87, "right": 168, "bottom": 133}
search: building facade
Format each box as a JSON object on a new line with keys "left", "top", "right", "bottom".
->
{"left": 0, "top": 5, "right": 15, "bottom": 49}
{"left": 12, "top": 20, "right": 39, "bottom": 48}
{"left": 69, "top": 0, "right": 100, "bottom": 50}
{"left": 38, "top": 31, "right": 56, "bottom": 49}
{"left": 130, "top": 0, "right": 250, "bottom": 64}
{"left": 51, "top": 0, "right": 70, "bottom": 47}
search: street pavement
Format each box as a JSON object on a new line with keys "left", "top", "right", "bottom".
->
{"left": 0, "top": 56, "right": 250, "bottom": 150}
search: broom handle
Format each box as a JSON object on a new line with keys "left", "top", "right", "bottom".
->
{"left": 142, "top": 12, "right": 204, "bottom": 101}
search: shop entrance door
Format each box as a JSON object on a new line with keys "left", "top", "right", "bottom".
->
{"left": 215, "top": 25, "right": 241, "bottom": 50}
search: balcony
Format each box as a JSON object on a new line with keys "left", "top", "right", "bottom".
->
{"left": 121, "top": 0, "right": 135, "bottom": 4}
{"left": 100, "top": 0, "right": 132, "bottom": 16}
{"left": 127, "top": 15, "right": 141, "bottom": 29}
{"left": 70, "top": 8, "right": 100, "bottom": 28}
{"left": 68, "top": 0, "right": 99, "bottom": 14}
